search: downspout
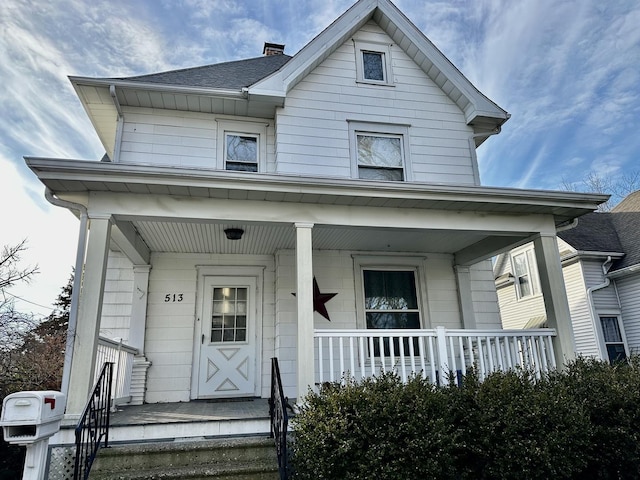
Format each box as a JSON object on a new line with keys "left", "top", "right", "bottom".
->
{"left": 469, "top": 125, "right": 503, "bottom": 185}
{"left": 45, "top": 188, "right": 88, "bottom": 398}
{"left": 586, "top": 256, "right": 613, "bottom": 359}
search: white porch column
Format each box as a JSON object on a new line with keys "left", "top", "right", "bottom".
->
{"left": 66, "top": 215, "right": 112, "bottom": 417}
{"left": 295, "top": 222, "right": 315, "bottom": 401}
{"left": 533, "top": 234, "right": 575, "bottom": 367}
{"left": 129, "top": 265, "right": 151, "bottom": 353}
{"left": 454, "top": 265, "right": 477, "bottom": 329}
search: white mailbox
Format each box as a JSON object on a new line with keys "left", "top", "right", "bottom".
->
{"left": 1, "top": 391, "right": 66, "bottom": 444}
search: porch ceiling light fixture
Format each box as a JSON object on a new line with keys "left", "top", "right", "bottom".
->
{"left": 224, "top": 228, "right": 244, "bottom": 240}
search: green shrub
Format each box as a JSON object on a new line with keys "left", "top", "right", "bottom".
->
{"left": 290, "top": 357, "right": 640, "bottom": 479}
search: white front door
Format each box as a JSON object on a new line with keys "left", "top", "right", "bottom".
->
{"left": 197, "top": 276, "right": 257, "bottom": 398}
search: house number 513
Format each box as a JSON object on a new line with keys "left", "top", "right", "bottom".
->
{"left": 164, "top": 294, "right": 184, "bottom": 302}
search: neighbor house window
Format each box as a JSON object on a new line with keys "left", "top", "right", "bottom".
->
{"left": 354, "top": 41, "right": 393, "bottom": 85}
{"left": 600, "top": 316, "right": 627, "bottom": 364}
{"left": 225, "top": 133, "right": 258, "bottom": 172}
{"left": 348, "top": 121, "right": 411, "bottom": 181}
{"left": 511, "top": 248, "right": 540, "bottom": 299}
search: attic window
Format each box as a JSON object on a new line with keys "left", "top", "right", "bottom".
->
{"left": 355, "top": 41, "right": 393, "bottom": 86}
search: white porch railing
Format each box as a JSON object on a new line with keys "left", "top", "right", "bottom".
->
{"left": 95, "top": 337, "right": 138, "bottom": 407}
{"left": 315, "top": 327, "right": 556, "bottom": 385}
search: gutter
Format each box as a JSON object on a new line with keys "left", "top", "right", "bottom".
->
{"left": 606, "top": 263, "right": 640, "bottom": 279}
{"left": 45, "top": 188, "right": 88, "bottom": 398}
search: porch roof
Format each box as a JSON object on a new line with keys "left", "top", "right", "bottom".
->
{"left": 26, "top": 157, "right": 607, "bottom": 227}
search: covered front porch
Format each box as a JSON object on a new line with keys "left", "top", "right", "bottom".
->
{"left": 26, "top": 159, "right": 607, "bottom": 419}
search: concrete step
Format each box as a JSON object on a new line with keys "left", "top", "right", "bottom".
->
{"left": 89, "top": 436, "right": 280, "bottom": 479}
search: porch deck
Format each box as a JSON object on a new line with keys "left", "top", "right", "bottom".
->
{"left": 53, "top": 398, "right": 273, "bottom": 446}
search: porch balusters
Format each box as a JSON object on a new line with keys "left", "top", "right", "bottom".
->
{"left": 314, "top": 328, "right": 556, "bottom": 386}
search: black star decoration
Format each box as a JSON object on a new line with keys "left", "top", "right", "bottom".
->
{"left": 291, "top": 277, "right": 338, "bottom": 321}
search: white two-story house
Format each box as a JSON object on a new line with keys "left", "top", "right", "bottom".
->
{"left": 27, "top": 0, "right": 604, "bottom": 448}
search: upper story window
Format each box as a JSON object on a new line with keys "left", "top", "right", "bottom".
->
{"left": 354, "top": 40, "right": 394, "bottom": 86}
{"left": 216, "top": 120, "right": 267, "bottom": 172}
{"left": 357, "top": 134, "right": 403, "bottom": 180}
{"left": 348, "top": 121, "right": 411, "bottom": 182}
{"left": 511, "top": 248, "right": 540, "bottom": 299}
{"left": 225, "top": 133, "right": 258, "bottom": 172}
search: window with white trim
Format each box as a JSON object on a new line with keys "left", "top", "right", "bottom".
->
{"left": 353, "top": 258, "right": 426, "bottom": 358}
{"left": 216, "top": 120, "right": 267, "bottom": 172}
{"left": 599, "top": 316, "right": 627, "bottom": 364}
{"left": 348, "top": 121, "right": 411, "bottom": 181}
{"left": 354, "top": 40, "right": 394, "bottom": 85}
{"left": 511, "top": 248, "right": 540, "bottom": 299}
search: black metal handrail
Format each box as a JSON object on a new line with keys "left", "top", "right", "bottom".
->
{"left": 269, "top": 357, "right": 292, "bottom": 480}
{"left": 74, "top": 361, "right": 114, "bottom": 480}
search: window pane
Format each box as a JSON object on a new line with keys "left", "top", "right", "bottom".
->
{"left": 226, "top": 162, "right": 258, "bottom": 172}
{"left": 364, "top": 271, "right": 418, "bottom": 310}
{"left": 518, "top": 275, "right": 532, "bottom": 297}
{"left": 601, "top": 317, "right": 622, "bottom": 342}
{"left": 513, "top": 253, "right": 528, "bottom": 277}
{"left": 357, "top": 135, "right": 402, "bottom": 167}
{"left": 363, "top": 51, "right": 384, "bottom": 81}
{"left": 606, "top": 344, "right": 627, "bottom": 364}
{"left": 366, "top": 312, "right": 420, "bottom": 330}
{"left": 358, "top": 167, "right": 404, "bottom": 181}
{"left": 226, "top": 135, "right": 257, "bottom": 162}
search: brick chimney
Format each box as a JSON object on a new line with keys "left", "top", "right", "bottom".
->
{"left": 263, "top": 42, "right": 285, "bottom": 56}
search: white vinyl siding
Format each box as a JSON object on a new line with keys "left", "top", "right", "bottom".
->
{"left": 469, "top": 260, "right": 502, "bottom": 329}
{"left": 562, "top": 260, "right": 600, "bottom": 358}
{"left": 143, "top": 253, "right": 276, "bottom": 403}
{"left": 617, "top": 275, "right": 640, "bottom": 354}
{"left": 99, "top": 251, "right": 134, "bottom": 341}
{"left": 275, "top": 21, "right": 475, "bottom": 184}
{"left": 118, "top": 108, "right": 276, "bottom": 171}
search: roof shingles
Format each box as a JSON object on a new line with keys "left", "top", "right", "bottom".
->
{"left": 111, "top": 54, "right": 292, "bottom": 90}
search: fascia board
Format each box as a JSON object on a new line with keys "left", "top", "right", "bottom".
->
{"left": 381, "top": 7, "right": 508, "bottom": 124}
{"left": 70, "top": 76, "right": 246, "bottom": 99}
{"left": 25, "top": 157, "right": 609, "bottom": 210}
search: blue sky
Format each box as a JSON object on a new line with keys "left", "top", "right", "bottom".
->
{"left": 1, "top": 0, "right": 639, "bottom": 316}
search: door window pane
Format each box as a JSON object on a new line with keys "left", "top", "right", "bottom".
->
{"left": 211, "top": 287, "right": 249, "bottom": 343}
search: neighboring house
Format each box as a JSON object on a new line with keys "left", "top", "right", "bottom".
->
{"left": 495, "top": 190, "right": 640, "bottom": 363}
{"left": 25, "top": 0, "right": 605, "bottom": 473}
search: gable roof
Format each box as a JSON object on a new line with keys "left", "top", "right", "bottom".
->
{"left": 250, "top": 0, "right": 509, "bottom": 143}
{"left": 104, "top": 54, "right": 292, "bottom": 90}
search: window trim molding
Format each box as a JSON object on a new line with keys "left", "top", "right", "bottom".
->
{"left": 216, "top": 120, "right": 267, "bottom": 172}
{"left": 347, "top": 120, "right": 412, "bottom": 181}
{"left": 509, "top": 245, "right": 541, "bottom": 301}
{"left": 352, "top": 255, "right": 429, "bottom": 330}
{"left": 354, "top": 40, "right": 394, "bottom": 86}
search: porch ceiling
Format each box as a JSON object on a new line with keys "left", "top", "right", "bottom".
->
{"left": 129, "top": 220, "right": 493, "bottom": 255}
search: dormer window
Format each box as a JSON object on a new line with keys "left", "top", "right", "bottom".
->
{"left": 354, "top": 41, "right": 394, "bottom": 86}
{"left": 225, "top": 133, "right": 258, "bottom": 172}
